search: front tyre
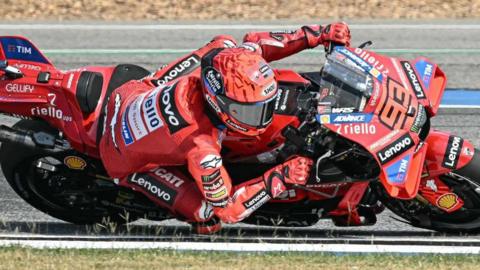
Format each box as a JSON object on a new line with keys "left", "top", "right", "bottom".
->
{"left": 377, "top": 148, "right": 480, "bottom": 233}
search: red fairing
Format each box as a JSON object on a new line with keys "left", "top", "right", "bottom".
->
{"left": 424, "top": 130, "right": 475, "bottom": 177}
{"left": 418, "top": 176, "right": 464, "bottom": 213}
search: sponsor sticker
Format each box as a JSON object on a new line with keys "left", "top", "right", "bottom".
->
{"left": 354, "top": 48, "right": 389, "bottom": 78}
{"left": 126, "top": 94, "right": 148, "bottom": 141}
{"left": 411, "top": 105, "right": 427, "bottom": 133}
{"left": 201, "top": 170, "right": 221, "bottom": 183}
{"left": 436, "top": 193, "right": 460, "bottom": 211}
{"left": 335, "top": 123, "right": 376, "bottom": 135}
{"left": 385, "top": 154, "right": 411, "bottom": 184}
{"left": 274, "top": 87, "right": 299, "bottom": 115}
{"left": 206, "top": 95, "right": 221, "bottom": 113}
{"left": 198, "top": 200, "right": 214, "bottom": 220}
{"left": 31, "top": 106, "right": 72, "bottom": 122}
{"left": 242, "top": 189, "right": 270, "bottom": 210}
{"left": 226, "top": 119, "right": 247, "bottom": 132}
{"left": 317, "top": 113, "right": 373, "bottom": 124}
{"left": 5, "top": 83, "right": 35, "bottom": 93}
{"left": 463, "top": 147, "right": 474, "bottom": 156}
{"left": 369, "top": 81, "right": 381, "bottom": 107}
{"left": 400, "top": 61, "right": 426, "bottom": 99}
{"left": 152, "top": 54, "right": 200, "bottom": 85}
{"left": 206, "top": 186, "right": 228, "bottom": 199}
{"left": 262, "top": 81, "right": 276, "bottom": 96}
{"left": 209, "top": 198, "right": 228, "bottom": 207}
{"left": 159, "top": 84, "right": 189, "bottom": 134}
{"left": 376, "top": 133, "right": 414, "bottom": 165}
{"left": 200, "top": 155, "right": 222, "bottom": 169}
{"left": 64, "top": 156, "right": 87, "bottom": 170}
{"left": 203, "top": 177, "right": 224, "bottom": 191}
{"left": 335, "top": 47, "right": 388, "bottom": 81}
{"left": 442, "top": 135, "right": 464, "bottom": 169}
{"left": 149, "top": 168, "right": 185, "bottom": 187}
{"left": 270, "top": 30, "right": 296, "bottom": 35}
{"left": 13, "top": 63, "right": 41, "bottom": 71}
{"left": 426, "top": 179, "right": 438, "bottom": 192}
{"left": 121, "top": 106, "right": 134, "bottom": 145}
{"left": 415, "top": 60, "right": 434, "bottom": 89}
{"left": 203, "top": 67, "right": 224, "bottom": 94}
{"left": 259, "top": 63, "right": 274, "bottom": 79}
{"left": 331, "top": 107, "right": 355, "bottom": 113}
{"left": 128, "top": 173, "right": 178, "bottom": 206}
{"left": 142, "top": 87, "right": 164, "bottom": 132}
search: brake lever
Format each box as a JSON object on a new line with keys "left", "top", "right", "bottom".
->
{"left": 358, "top": 41, "right": 373, "bottom": 49}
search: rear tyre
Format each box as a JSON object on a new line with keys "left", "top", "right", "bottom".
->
{"left": 0, "top": 120, "right": 142, "bottom": 225}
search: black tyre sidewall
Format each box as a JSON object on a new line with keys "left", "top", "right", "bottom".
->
{"left": 0, "top": 120, "right": 133, "bottom": 225}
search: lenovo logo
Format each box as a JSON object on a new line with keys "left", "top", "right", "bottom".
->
{"left": 376, "top": 133, "right": 414, "bottom": 164}
{"left": 154, "top": 54, "right": 200, "bottom": 85}
{"left": 159, "top": 84, "right": 189, "bottom": 134}
{"left": 442, "top": 136, "right": 463, "bottom": 169}
{"left": 401, "top": 61, "right": 426, "bottom": 99}
{"left": 243, "top": 189, "right": 269, "bottom": 209}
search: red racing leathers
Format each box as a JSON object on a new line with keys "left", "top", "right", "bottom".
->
{"left": 99, "top": 23, "right": 349, "bottom": 225}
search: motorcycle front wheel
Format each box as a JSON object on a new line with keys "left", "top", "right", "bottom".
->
{"left": 377, "top": 148, "right": 480, "bottom": 233}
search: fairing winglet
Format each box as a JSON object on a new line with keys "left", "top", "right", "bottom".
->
{"left": 413, "top": 57, "right": 446, "bottom": 116}
{"left": 380, "top": 144, "right": 427, "bottom": 199}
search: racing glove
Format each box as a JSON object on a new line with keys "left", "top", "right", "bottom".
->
{"left": 303, "top": 22, "right": 351, "bottom": 49}
{"left": 263, "top": 156, "right": 313, "bottom": 198}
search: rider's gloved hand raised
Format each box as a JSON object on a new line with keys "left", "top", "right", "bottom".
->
{"left": 263, "top": 156, "right": 313, "bottom": 198}
{"left": 303, "top": 22, "right": 351, "bottom": 53}
{"left": 320, "top": 22, "right": 351, "bottom": 48}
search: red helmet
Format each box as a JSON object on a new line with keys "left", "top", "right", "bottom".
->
{"left": 201, "top": 48, "right": 278, "bottom": 136}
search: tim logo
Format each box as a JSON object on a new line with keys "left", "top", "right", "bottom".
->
{"left": 7, "top": 45, "right": 32, "bottom": 54}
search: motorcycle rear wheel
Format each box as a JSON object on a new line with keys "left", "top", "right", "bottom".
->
{"left": 0, "top": 120, "right": 142, "bottom": 225}
{"left": 377, "top": 148, "right": 480, "bottom": 233}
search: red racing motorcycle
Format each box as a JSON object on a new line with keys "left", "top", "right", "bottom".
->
{"left": 0, "top": 36, "right": 479, "bottom": 232}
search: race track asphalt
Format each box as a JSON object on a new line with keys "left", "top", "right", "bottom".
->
{"left": 0, "top": 21, "right": 479, "bottom": 234}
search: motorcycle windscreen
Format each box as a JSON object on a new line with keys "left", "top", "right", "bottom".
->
{"left": 0, "top": 36, "right": 52, "bottom": 65}
{"left": 379, "top": 143, "right": 427, "bottom": 199}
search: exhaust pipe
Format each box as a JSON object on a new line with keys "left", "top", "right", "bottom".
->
{"left": 0, "top": 125, "right": 37, "bottom": 148}
{"left": 0, "top": 125, "right": 69, "bottom": 151}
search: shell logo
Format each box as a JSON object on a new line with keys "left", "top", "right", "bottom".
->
{"left": 436, "top": 193, "right": 459, "bottom": 211}
{"left": 64, "top": 156, "right": 87, "bottom": 170}
{"left": 319, "top": 115, "right": 331, "bottom": 124}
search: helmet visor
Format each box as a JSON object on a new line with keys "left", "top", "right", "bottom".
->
{"left": 217, "top": 95, "right": 276, "bottom": 128}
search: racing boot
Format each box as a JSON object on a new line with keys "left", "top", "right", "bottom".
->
{"left": 190, "top": 217, "right": 222, "bottom": 234}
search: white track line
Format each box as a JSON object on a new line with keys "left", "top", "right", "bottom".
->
{"left": 440, "top": 105, "right": 480, "bottom": 109}
{"left": 0, "top": 24, "right": 480, "bottom": 30}
{"left": 0, "top": 239, "right": 479, "bottom": 253}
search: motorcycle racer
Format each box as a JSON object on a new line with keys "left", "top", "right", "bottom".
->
{"left": 99, "top": 22, "right": 351, "bottom": 233}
